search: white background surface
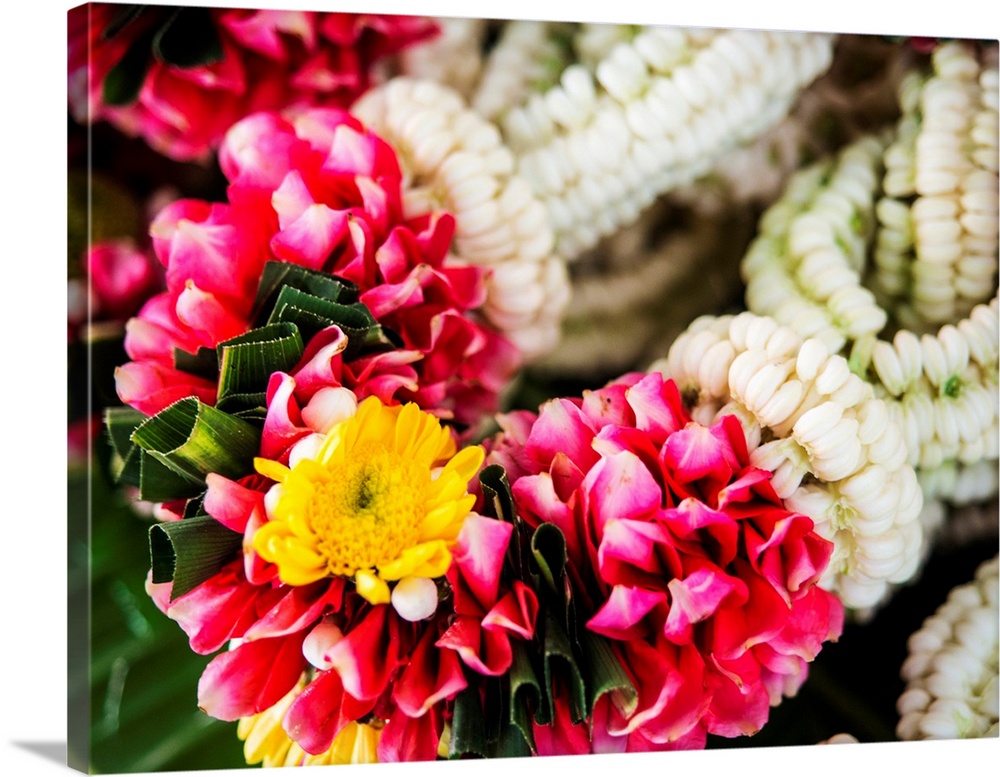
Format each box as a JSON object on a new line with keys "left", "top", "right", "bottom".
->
{"left": 3, "top": 1, "right": 998, "bottom": 775}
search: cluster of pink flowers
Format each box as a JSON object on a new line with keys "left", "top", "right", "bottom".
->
{"left": 68, "top": 4, "right": 437, "bottom": 162}
{"left": 147, "top": 429, "right": 537, "bottom": 762}
{"left": 115, "top": 107, "right": 518, "bottom": 432}
{"left": 487, "top": 372, "right": 845, "bottom": 751}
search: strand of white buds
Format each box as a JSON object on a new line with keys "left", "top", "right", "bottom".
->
{"left": 873, "top": 42, "right": 999, "bottom": 331}
{"left": 742, "top": 133, "right": 892, "bottom": 355}
{"left": 868, "top": 294, "right": 999, "bottom": 482}
{"left": 398, "top": 17, "right": 488, "bottom": 101}
{"left": 471, "top": 21, "right": 573, "bottom": 123}
{"left": 739, "top": 111, "right": 999, "bottom": 505}
{"left": 896, "top": 555, "right": 999, "bottom": 740}
{"left": 494, "top": 27, "right": 836, "bottom": 260}
{"left": 649, "top": 311, "right": 924, "bottom": 611}
{"left": 352, "top": 78, "right": 571, "bottom": 360}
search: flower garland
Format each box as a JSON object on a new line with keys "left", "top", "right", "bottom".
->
{"left": 352, "top": 77, "right": 571, "bottom": 360}
{"left": 68, "top": 4, "right": 438, "bottom": 162}
{"left": 115, "top": 106, "right": 517, "bottom": 433}
{"left": 496, "top": 26, "right": 837, "bottom": 259}
{"left": 896, "top": 554, "right": 998, "bottom": 739}
{"left": 649, "top": 312, "right": 924, "bottom": 612}
{"left": 485, "top": 371, "right": 844, "bottom": 749}
{"left": 737, "top": 41, "right": 999, "bottom": 516}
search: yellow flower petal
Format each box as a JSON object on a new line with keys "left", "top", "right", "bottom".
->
{"left": 354, "top": 569, "right": 391, "bottom": 604}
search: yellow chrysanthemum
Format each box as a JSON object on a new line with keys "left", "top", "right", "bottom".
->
{"left": 253, "top": 395, "right": 485, "bottom": 605}
{"left": 238, "top": 683, "right": 381, "bottom": 767}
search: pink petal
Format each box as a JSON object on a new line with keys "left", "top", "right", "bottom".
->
{"left": 481, "top": 581, "right": 538, "bottom": 641}
{"left": 587, "top": 585, "right": 667, "bottom": 641}
{"left": 625, "top": 373, "right": 688, "bottom": 444}
{"left": 378, "top": 706, "right": 442, "bottom": 762}
{"left": 203, "top": 473, "right": 264, "bottom": 533}
{"left": 197, "top": 631, "right": 307, "bottom": 720}
{"left": 663, "top": 566, "right": 746, "bottom": 644}
{"left": 583, "top": 450, "right": 662, "bottom": 535}
{"left": 451, "top": 515, "right": 513, "bottom": 612}
{"left": 392, "top": 627, "right": 467, "bottom": 718}
{"left": 284, "top": 668, "right": 374, "bottom": 754}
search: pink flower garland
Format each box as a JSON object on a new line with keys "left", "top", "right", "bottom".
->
{"left": 115, "top": 107, "right": 518, "bottom": 432}
{"left": 68, "top": 4, "right": 438, "bottom": 162}
{"left": 486, "top": 371, "right": 845, "bottom": 751}
{"left": 146, "top": 410, "right": 538, "bottom": 762}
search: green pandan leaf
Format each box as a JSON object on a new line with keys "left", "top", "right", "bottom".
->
{"left": 530, "top": 523, "right": 567, "bottom": 598}
{"left": 174, "top": 346, "right": 219, "bottom": 382}
{"left": 149, "top": 514, "right": 243, "bottom": 599}
{"left": 478, "top": 464, "right": 534, "bottom": 579}
{"left": 509, "top": 640, "right": 545, "bottom": 738}
{"left": 151, "top": 6, "right": 223, "bottom": 69}
{"left": 105, "top": 406, "right": 149, "bottom": 484}
{"left": 251, "top": 262, "right": 358, "bottom": 323}
{"left": 449, "top": 682, "right": 488, "bottom": 759}
{"left": 216, "top": 322, "right": 304, "bottom": 406}
{"left": 540, "top": 610, "right": 587, "bottom": 724}
{"left": 578, "top": 629, "right": 637, "bottom": 721}
{"left": 216, "top": 391, "right": 268, "bottom": 416}
{"left": 137, "top": 449, "right": 205, "bottom": 502}
{"left": 103, "top": 32, "right": 152, "bottom": 106}
{"left": 130, "top": 397, "right": 261, "bottom": 486}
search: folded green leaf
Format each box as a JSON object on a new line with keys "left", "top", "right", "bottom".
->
{"left": 251, "top": 261, "right": 357, "bottom": 323}
{"left": 130, "top": 398, "right": 261, "bottom": 486}
{"left": 149, "top": 515, "right": 244, "bottom": 600}
{"left": 217, "top": 322, "right": 304, "bottom": 405}
{"left": 540, "top": 609, "right": 587, "bottom": 724}
{"left": 138, "top": 450, "right": 206, "bottom": 503}
{"left": 449, "top": 683, "right": 488, "bottom": 759}
{"left": 174, "top": 346, "right": 219, "bottom": 382}
{"left": 509, "top": 640, "right": 544, "bottom": 740}
{"left": 578, "top": 629, "right": 637, "bottom": 721}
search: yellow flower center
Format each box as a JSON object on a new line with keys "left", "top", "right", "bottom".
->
{"left": 252, "top": 396, "right": 485, "bottom": 605}
{"left": 309, "top": 442, "right": 428, "bottom": 575}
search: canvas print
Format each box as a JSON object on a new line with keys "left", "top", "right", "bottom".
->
{"left": 66, "top": 3, "right": 999, "bottom": 774}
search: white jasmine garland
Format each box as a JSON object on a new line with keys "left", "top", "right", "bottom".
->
{"left": 352, "top": 78, "right": 571, "bottom": 361}
{"left": 739, "top": 67, "right": 999, "bottom": 509}
{"left": 896, "top": 555, "right": 999, "bottom": 740}
{"left": 649, "top": 311, "right": 924, "bottom": 611}
{"left": 496, "top": 27, "right": 836, "bottom": 260}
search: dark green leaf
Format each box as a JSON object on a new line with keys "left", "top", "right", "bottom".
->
{"left": 174, "top": 346, "right": 219, "bottom": 381}
{"left": 578, "top": 629, "right": 637, "bottom": 721}
{"left": 130, "top": 397, "right": 261, "bottom": 485}
{"left": 137, "top": 449, "right": 205, "bottom": 502}
{"left": 149, "top": 514, "right": 243, "bottom": 599}
{"left": 151, "top": 6, "right": 223, "bottom": 69}
{"left": 105, "top": 407, "right": 148, "bottom": 458}
{"left": 449, "top": 683, "right": 488, "bottom": 759}
{"left": 217, "top": 322, "right": 304, "bottom": 404}
{"left": 251, "top": 261, "right": 357, "bottom": 324}
{"left": 540, "top": 610, "right": 587, "bottom": 724}
{"left": 102, "top": 32, "right": 152, "bottom": 106}
{"left": 509, "top": 640, "right": 545, "bottom": 739}
{"left": 530, "top": 523, "right": 567, "bottom": 597}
